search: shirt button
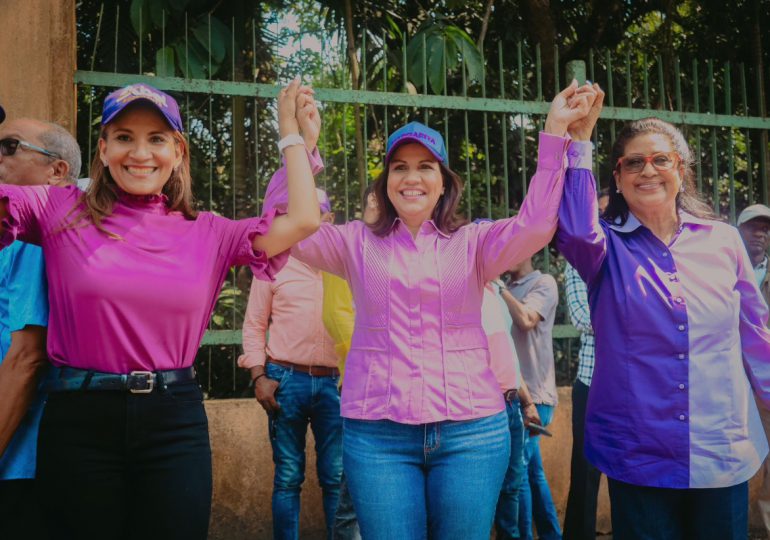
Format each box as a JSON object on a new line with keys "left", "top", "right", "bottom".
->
{"left": 675, "top": 297, "right": 684, "bottom": 304}
{"left": 668, "top": 274, "right": 678, "bottom": 282}
{"left": 677, "top": 324, "right": 686, "bottom": 331}
{"left": 678, "top": 353, "right": 686, "bottom": 360}
{"left": 662, "top": 252, "right": 669, "bottom": 257}
{"left": 678, "top": 383, "right": 685, "bottom": 390}
{"left": 679, "top": 414, "right": 686, "bottom": 421}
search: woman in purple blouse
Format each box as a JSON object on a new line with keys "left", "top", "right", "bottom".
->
{"left": 557, "top": 98, "right": 770, "bottom": 539}
{"left": 0, "top": 80, "right": 320, "bottom": 540}
{"left": 262, "top": 81, "right": 600, "bottom": 539}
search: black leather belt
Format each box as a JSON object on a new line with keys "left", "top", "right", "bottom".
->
{"left": 503, "top": 389, "right": 519, "bottom": 403}
{"left": 44, "top": 366, "right": 197, "bottom": 394}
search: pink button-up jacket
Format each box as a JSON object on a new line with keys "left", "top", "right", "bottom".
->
{"left": 264, "top": 133, "right": 570, "bottom": 424}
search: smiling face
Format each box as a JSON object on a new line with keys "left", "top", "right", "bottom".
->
{"left": 98, "top": 103, "right": 182, "bottom": 196}
{"left": 613, "top": 133, "right": 683, "bottom": 217}
{"left": 386, "top": 143, "right": 444, "bottom": 231}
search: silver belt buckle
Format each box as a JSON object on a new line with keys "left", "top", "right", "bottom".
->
{"left": 129, "top": 371, "right": 155, "bottom": 394}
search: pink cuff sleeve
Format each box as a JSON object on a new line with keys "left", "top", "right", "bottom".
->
{"left": 237, "top": 208, "right": 290, "bottom": 281}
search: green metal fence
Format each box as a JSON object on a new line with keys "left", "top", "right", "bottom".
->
{"left": 75, "top": 4, "right": 770, "bottom": 396}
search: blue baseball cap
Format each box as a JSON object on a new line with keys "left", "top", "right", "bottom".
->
{"left": 0, "top": 103, "right": 5, "bottom": 124}
{"left": 102, "top": 83, "right": 183, "bottom": 132}
{"left": 385, "top": 121, "right": 448, "bottom": 165}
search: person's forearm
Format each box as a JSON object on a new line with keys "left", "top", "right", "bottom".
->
{"left": 284, "top": 144, "right": 321, "bottom": 235}
{"left": 500, "top": 288, "right": 538, "bottom": 331}
{"left": 518, "top": 383, "right": 534, "bottom": 407}
{"left": 0, "top": 331, "right": 48, "bottom": 457}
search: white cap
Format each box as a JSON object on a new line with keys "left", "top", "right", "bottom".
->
{"left": 737, "top": 204, "right": 770, "bottom": 227}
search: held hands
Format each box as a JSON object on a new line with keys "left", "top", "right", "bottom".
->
{"left": 277, "top": 78, "right": 321, "bottom": 151}
{"left": 544, "top": 80, "right": 600, "bottom": 138}
{"left": 567, "top": 82, "right": 605, "bottom": 141}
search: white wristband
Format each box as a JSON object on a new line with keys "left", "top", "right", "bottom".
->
{"left": 277, "top": 134, "right": 305, "bottom": 154}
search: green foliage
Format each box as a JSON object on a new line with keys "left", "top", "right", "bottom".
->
{"left": 406, "top": 19, "right": 483, "bottom": 94}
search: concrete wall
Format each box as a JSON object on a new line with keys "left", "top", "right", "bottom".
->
{"left": 0, "top": 0, "right": 77, "bottom": 131}
{"left": 207, "top": 387, "right": 765, "bottom": 539}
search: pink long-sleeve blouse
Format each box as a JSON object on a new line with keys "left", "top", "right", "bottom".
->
{"left": 263, "top": 133, "right": 573, "bottom": 423}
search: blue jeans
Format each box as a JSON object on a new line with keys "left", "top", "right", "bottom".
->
{"left": 495, "top": 398, "right": 527, "bottom": 539}
{"left": 332, "top": 472, "right": 360, "bottom": 540}
{"left": 608, "top": 478, "right": 748, "bottom": 540}
{"left": 266, "top": 363, "right": 343, "bottom": 540}
{"left": 519, "top": 404, "right": 562, "bottom": 540}
{"left": 343, "top": 411, "right": 510, "bottom": 540}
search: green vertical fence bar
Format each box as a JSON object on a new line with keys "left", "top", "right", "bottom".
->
{"left": 252, "top": 19, "right": 260, "bottom": 214}
{"left": 481, "top": 50, "right": 492, "bottom": 217}
{"left": 535, "top": 43, "right": 543, "bottom": 132}
{"left": 206, "top": 12, "right": 214, "bottom": 391}
{"left": 758, "top": 60, "right": 769, "bottom": 205}
{"left": 422, "top": 32, "right": 428, "bottom": 124}
{"left": 553, "top": 46, "right": 560, "bottom": 96}
{"left": 606, "top": 50, "right": 615, "bottom": 141}
{"left": 725, "top": 61, "right": 735, "bottom": 222}
{"left": 443, "top": 37, "right": 449, "bottom": 154}
{"left": 499, "top": 41, "right": 510, "bottom": 217}
{"left": 625, "top": 51, "right": 632, "bottom": 108}
{"left": 87, "top": 3, "right": 104, "bottom": 161}
{"left": 589, "top": 49, "right": 598, "bottom": 178}
{"left": 674, "top": 58, "right": 683, "bottom": 113}
{"left": 518, "top": 41, "right": 526, "bottom": 198}
{"left": 343, "top": 104, "right": 350, "bottom": 219}
{"left": 708, "top": 59, "right": 719, "bottom": 212}
{"left": 113, "top": 5, "right": 119, "bottom": 72}
{"left": 383, "top": 30, "right": 389, "bottom": 142}
{"left": 740, "top": 64, "right": 754, "bottom": 205}
{"left": 462, "top": 47, "right": 472, "bottom": 219}
{"left": 693, "top": 60, "right": 703, "bottom": 192}
{"left": 362, "top": 32, "right": 368, "bottom": 183}
{"left": 643, "top": 54, "right": 649, "bottom": 108}
{"left": 138, "top": 5, "right": 143, "bottom": 74}
{"left": 402, "top": 32, "right": 408, "bottom": 123}
{"left": 656, "top": 54, "right": 665, "bottom": 109}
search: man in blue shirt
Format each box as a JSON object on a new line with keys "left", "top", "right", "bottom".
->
{"left": 0, "top": 111, "right": 81, "bottom": 540}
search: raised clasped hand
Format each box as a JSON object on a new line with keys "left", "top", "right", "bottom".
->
{"left": 296, "top": 86, "right": 321, "bottom": 151}
{"left": 544, "top": 80, "right": 599, "bottom": 137}
{"left": 567, "top": 82, "right": 605, "bottom": 141}
{"left": 277, "top": 77, "right": 301, "bottom": 138}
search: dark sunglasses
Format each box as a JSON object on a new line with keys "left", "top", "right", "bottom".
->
{"left": 0, "top": 138, "right": 61, "bottom": 160}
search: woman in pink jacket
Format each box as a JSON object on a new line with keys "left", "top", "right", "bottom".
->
{"left": 263, "top": 81, "right": 599, "bottom": 539}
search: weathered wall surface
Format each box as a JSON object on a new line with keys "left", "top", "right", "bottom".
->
{"left": 0, "top": 0, "right": 77, "bottom": 131}
{"left": 207, "top": 387, "right": 766, "bottom": 539}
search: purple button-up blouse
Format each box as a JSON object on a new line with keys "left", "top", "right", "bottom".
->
{"left": 264, "top": 132, "right": 573, "bottom": 424}
{"left": 0, "top": 184, "right": 286, "bottom": 373}
{"left": 557, "top": 165, "right": 770, "bottom": 489}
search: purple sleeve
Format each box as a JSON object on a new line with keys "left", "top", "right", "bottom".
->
{"left": 555, "top": 168, "right": 608, "bottom": 286}
{"left": 0, "top": 184, "right": 55, "bottom": 247}
{"left": 476, "top": 132, "right": 569, "bottom": 282}
{"left": 732, "top": 228, "right": 770, "bottom": 408}
{"left": 222, "top": 209, "right": 289, "bottom": 281}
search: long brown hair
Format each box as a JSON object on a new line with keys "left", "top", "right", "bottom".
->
{"left": 67, "top": 122, "right": 197, "bottom": 236}
{"left": 368, "top": 160, "right": 467, "bottom": 236}
{"left": 604, "top": 117, "right": 717, "bottom": 224}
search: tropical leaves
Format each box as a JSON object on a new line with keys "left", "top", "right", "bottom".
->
{"left": 406, "top": 20, "right": 484, "bottom": 94}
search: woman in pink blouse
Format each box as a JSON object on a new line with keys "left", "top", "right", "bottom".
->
{"left": 263, "top": 81, "right": 600, "bottom": 539}
{"left": 0, "top": 80, "right": 320, "bottom": 540}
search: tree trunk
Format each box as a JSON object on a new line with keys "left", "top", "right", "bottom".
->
{"left": 520, "top": 0, "right": 557, "bottom": 98}
{"left": 751, "top": 0, "right": 769, "bottom": 203}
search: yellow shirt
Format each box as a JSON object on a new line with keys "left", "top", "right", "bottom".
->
{"left": 321, "top": 272, "right": 354, "bottom": 387}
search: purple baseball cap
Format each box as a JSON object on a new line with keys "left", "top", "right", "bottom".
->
{"left": 385, "top": 121, "right": 448, "bottom": 165}
{"left": 0, "top": 103, "right": 5, "bottom": 124}
{"left": 102, "top": 83, "right": 183, "bottom": 132}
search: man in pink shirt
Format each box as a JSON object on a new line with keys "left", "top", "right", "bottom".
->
{"left": 239, "top": 189, "right": 342, "bottom": 540}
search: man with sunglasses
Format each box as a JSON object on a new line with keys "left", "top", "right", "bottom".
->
{"left": 0, "top": 113, "right": 81, "bottom": 540}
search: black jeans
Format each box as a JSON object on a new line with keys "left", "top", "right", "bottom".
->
{"left": 0, "top": 479, "right": 48, "bottom": 540}
{"left": 608, "top": 478, "right": 748, "bottom": 540}
{"left": 36, "top": 381, "right": 212, "bottom": 540}
{"left": 563, "top": 380, "right": 602, "bottom": 540}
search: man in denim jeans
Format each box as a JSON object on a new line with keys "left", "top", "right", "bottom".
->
{"left": 240, "top": 192, "right": 342, "bottom": 540}
{"left": 500, "top": 257, "right": 562, "bottom": 540}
